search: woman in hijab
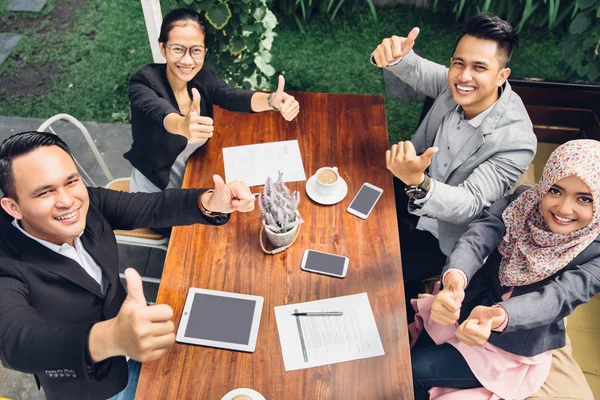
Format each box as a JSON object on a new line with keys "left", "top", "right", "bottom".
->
{"left": 409, "top": 139, "right": 600, "bottom": 399}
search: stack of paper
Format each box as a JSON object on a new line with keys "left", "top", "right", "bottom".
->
{"left": 274, "top": 293, "right": 385, "bottom": 371}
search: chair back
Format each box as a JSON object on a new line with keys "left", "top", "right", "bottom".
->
{"left": 38, "top": 114, "right": 114, "bottom": 186}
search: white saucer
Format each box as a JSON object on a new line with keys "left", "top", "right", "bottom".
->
{"left": 220, "top": 388, "right": 266, "bottom": 400}
{"left": 305, "top": 175, "right": 348, "bottom": 205}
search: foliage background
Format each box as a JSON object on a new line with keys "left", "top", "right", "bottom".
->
{"left": 0, "top": 0, "right": 594, "bottom": 141}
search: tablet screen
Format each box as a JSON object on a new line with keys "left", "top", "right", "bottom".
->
{"left": 185, "top": 293, "right": 257, "bottom": 345}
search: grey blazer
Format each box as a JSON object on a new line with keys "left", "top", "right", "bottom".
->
{"left": 387, "top": 51, "right": 537, "bottom": 255}
{"left": 442, "top": 187, "right": 600, "bottom": 357}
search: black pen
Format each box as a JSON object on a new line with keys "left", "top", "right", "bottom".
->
{"left": 291, "top": 311, "right": 343, "bottom": 316}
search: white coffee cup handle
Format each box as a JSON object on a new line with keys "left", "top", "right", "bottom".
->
{"left": 333, "top": 166, "right": 338, "bottom": 172}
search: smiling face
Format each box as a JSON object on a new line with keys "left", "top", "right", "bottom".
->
{"left": 0, "top": 145, "right": 89, "bottom": 246}
{"left": 160, "top": 23, "right": 206, "bottom": 86}
{"left": 540, "top": 175, "right": 594, "bottom": 235}
{"left": 448, "top": 34, "right": 511, "bottom": 119}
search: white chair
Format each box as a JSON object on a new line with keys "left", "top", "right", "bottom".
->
{"left": 38, "top": 114, "right": 167, "bottom": 284}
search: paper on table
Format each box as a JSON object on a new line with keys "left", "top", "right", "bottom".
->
{"left": 222, "top": 140, "right": 306, "bottom": 187}
{"left": 274, "top": 293, "right": 385, "bottom": 371}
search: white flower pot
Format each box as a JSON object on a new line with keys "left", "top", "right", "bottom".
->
{"left": 263, "top": 221, "right": 299, "bottom": 248}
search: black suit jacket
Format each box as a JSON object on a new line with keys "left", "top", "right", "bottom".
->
{"left": 123, "top": 63, "right": 255, "bottom": 190}
{"left": 0, "top": 187, "right": 228, "bottom": 399}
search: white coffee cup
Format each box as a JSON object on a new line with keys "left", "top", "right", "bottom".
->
{"left": 314, "top": 166, "right": 340, "bottom": 195}
{"left": 221, "top": 388, "right": 266, "bottom": 400}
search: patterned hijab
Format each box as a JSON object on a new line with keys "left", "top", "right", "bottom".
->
{"left": 498, "top": 140, "right": 600, "bottom": 286}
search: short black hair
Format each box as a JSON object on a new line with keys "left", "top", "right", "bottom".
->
{"left": 0, "top": 131, "right": 72, "bottom": 201}
{"left": 455, "top": 13, "right": 519, "bottom": 67}
{"left": 158, "top": 8, "right": 207, "bottom": 43}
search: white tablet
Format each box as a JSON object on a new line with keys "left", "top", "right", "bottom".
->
{"left": 176, "top": 288, "right": 264, "bottom": 352}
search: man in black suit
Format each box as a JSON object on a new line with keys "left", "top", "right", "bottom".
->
{"left": 0, "top": 131, "right": 255, "bottom": 399}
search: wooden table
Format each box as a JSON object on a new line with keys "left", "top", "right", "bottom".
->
{"left": 135, "top": 92, "right": 413, "bottom": 400}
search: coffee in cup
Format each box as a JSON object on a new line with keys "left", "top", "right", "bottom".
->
{"left": 314, "top": 166, "right": 340, "bottom": 195}
{"left": 231, "top": 396, "right": 252, "bottom": 400}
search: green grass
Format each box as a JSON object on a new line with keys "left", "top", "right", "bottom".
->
{"left": 0, "top": 2, "right": 569, "bottom": 141}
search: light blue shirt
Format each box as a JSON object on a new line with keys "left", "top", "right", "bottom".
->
{"left": 416, "top": 102, "right": 498, "bottom": 239}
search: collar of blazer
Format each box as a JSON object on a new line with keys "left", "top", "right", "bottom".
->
{"left": 0, "top": 209, "right": 114, "bottom": 298}
{"left": 476, "top": 80, "right": 513, "bottom": 136}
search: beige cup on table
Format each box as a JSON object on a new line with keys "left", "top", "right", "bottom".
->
{"left": 314, "top": 166, "right": 340, "bottom": 195}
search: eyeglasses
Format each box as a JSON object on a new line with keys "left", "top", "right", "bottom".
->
{"left": 164, "top": 44, "right": 208, "bottom": 60}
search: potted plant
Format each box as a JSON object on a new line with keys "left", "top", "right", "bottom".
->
{"left": 258, "top": 171, "right": 304, "bottom": 250}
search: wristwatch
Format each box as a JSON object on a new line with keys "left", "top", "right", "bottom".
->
{"left": 404, "top": 173, "right": 432, "bottom": 200}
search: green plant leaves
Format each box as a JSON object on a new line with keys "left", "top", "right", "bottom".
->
{"left": 230, "top": 36, "right": 246, "bottom": 54}
{"left": 577, "top": 0, "right": 599, "bottom": 10}
{"left": 569, "top": 12, "right": 592, "bottom": 34}
{"left": 255, "top": 53, "right": 276, "bottom": 76}
{"left": 206, "top": 3, "right": 232, "bottom": 30}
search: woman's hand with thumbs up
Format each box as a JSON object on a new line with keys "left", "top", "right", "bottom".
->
{"left": 181, "top": 88, "right": 214, "bottom": 142}
{"left": 455, "top": 306, "right": 506, "bottom": 346}
{"left": 269, "top": 75, "right": 300, "bottom": 121}
{"left": 430, "top": 270, "right": 466, "bottom": 326}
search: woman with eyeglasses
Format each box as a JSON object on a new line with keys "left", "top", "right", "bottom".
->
{"left": 124, "top": 8, "right": 299, "bottom": 235}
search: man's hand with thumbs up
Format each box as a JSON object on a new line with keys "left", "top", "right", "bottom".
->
{"left": 430, "top": 270, "right": 466, "bottom": 326}
{"left": 371, "top": 27, "right": 420, "bottom": 68}
{"left": 199, "top": 174, "right": 255, "bottom": 214}
{"left": 267, "top": 75, "right": 300, "bottom": 121}
{"left": 180, "top": 88, "right": 214, "bottom": 142}
{"left": 455, "top": 306, "right": 506, "bottom": 346}
{"left": 386, "top": 141, "right": 438, "bottom": 186}
{"left": 88, "top": 268, "right": 175, "bottom": 363}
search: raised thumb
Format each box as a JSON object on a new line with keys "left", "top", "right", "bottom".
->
{"left": 212, "top": 174, "right": 226, "bottom": 192}
{"left": 124, "top": 268, "right": 147, "bottom": 305}
{"left": 480, "top": 307, "right": 503, "bottom": 324}
{"left": 276, "top": 74, "right": 285, "bottom": 93}
{"left": 191, "top": 88, "right": 201, "bottom": 115}
{"left": 422, "top": 146, "right": 439, "bottom": 161}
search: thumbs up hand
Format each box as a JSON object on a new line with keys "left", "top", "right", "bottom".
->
{"left": 372, "top": 27, "right": 420, "bottom": 68}
{"left": 431, "top": 270, "right": 466, "bottom": 326}
{"left": 182, "top": 88, "right": 214, "bottom": 142}
{"left": 269, "top": 75, "right": 300, "bottom": 121}
{"left": 199, "top": 174, "right": 255, "bottom": 214}
{"left": 111, "top": 268, "right": 176, "bottom": 362}
{"left": 455, "top": 306, "right": 506, "bottom": 346}
{"left": 386, "top": 141, "right": 438, "bottom": 186}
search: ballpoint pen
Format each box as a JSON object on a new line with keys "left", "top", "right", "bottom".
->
{"left": 291, "top": 311, "right": 343, "bottom": 316}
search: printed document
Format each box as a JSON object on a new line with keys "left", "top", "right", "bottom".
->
{"left": 274, "top": 293, "right": 385, "bottom": 371}
{"left": 222, "top": 140, "right": 306, "bottom": 187}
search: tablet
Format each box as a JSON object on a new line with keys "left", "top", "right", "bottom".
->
{"left": 176, "top": 288, "right": 264, "bottom": 352}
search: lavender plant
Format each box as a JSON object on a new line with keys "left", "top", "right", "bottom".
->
{"left": 259, "top": 171, "right": 304, "bottom": 234}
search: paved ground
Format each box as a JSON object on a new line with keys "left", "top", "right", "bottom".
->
{"left": 0, "top": 116, "right": 166, "bottom": 399}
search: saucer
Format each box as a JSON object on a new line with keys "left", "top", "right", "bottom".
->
{"left": 220, "top": 388, "right": 266, "bottom": 400}
{"left": 305, "top": 175, "right": 348, "bottom": 205}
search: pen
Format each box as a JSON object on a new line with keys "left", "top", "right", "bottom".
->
{"left": 291, "top": 312, "right": 343, "bottom": 316}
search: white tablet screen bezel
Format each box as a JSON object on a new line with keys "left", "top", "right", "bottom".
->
{"left": 176, "top": 288, "right": 264, "bottom": 352}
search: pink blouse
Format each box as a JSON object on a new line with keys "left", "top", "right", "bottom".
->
{"left": 409, "top": 294, "right": 553, "bottom": 399}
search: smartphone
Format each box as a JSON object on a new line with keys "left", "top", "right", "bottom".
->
{"left": 347, "top": 182, "right": 383, "bottom": 219}
{"left": 300, "top": 249, "right": 349, "bottom": 278}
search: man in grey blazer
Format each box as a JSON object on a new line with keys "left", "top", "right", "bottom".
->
{"left": 371, "top": 13, "right": 537, "bottom": 320}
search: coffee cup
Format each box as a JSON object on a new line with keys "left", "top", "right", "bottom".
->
{"left": 314, "top": 166, "right": 340, "bottom": 195}
{"left": 221, "top": 388, "right": 266, "bottom": 400}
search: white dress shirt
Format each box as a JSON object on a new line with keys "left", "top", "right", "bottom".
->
{"left": 12, "top": 219, "right": 105, "bottom": 294}
{"left": 415, "top": 102, "right": 498, "bottom": 239}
